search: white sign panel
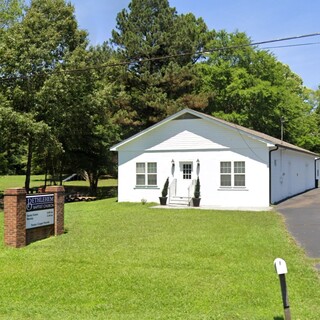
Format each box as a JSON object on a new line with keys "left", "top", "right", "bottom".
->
{"left": 26, "top": 194, "right": 54, "bottom": 229}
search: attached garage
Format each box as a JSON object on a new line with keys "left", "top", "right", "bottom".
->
{"left": 270, "top": 147, "right": 318, "bottom": 204}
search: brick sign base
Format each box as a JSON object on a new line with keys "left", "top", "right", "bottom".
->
{"left": 26, "top": 225, "right": 54, "bottom": 245}
{"left": 4, "top": 186, "right": 64, "bottom": 248}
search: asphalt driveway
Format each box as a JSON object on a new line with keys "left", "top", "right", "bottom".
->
{"left": 276, "top": 188, "right": 320, "bottom": 264}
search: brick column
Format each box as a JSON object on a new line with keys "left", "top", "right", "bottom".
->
{"left": 4, "top": 188, "right": 27, "bottom": 248}
{"left": 45, "top": 186, "right": 65, "bottom": 235}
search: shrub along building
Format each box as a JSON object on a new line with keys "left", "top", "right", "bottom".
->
{"left": 110, "top": 109, "right": 319, "bottom": 209}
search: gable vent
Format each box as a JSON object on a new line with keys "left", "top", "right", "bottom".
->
{"left": 174, "top": 113, "right": 201, "bottom": 120}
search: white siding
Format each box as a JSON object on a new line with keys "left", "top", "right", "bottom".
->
{"left": 117, "top": 118, "right": 271, "bottom": 208}
{"left": 118, "top": 119, "right": 267, "bottom": 152}
{"left": 270, "top": 148, "right": 316, "bottom": 204}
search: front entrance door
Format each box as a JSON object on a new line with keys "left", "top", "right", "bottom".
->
{"left": 177, "top": 162, "right": 193, "bottom": 196}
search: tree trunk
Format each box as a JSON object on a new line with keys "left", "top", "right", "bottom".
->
{"left": 58, "top": 159, "right": 63, "bottom": 186}
{"left": 88, "top": 170, "right": 99, "bottom": 196}
{"left": 44, "top": 155, "right": 49, "bottom": 187}
{"left": 25, "top": 137, "right": 33, "bottom": 193}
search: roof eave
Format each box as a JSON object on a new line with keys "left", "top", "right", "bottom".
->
{"left": 275, "top": 143, "right": 319, "bottom": 157}
{"left": 110, "top": 108, "right": 197, "bottom": 151}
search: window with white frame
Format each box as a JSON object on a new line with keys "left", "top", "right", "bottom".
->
{"left": 182, "top": 163, "right": 192, "bottom": 179}
{"left": 136, "top": 162, "right": 157, "bottom": 186}
{"left": 220, "top": 161, "right": 245, "bottom": 187}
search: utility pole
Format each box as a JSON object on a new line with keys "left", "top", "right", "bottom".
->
{"left": 280, "top": 116, "right": 286, "bottom": 141}
{"left": 280, "top": 117, "right": 285, "bottom": 141}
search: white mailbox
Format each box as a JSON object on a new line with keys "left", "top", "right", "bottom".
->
{"left": 274, "top": 258, "right": 288, "bottom": 275}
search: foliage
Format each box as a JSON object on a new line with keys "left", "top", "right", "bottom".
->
{"left": 197, "top": 31, "right": 320, "bottom": 149}
{"left": 0, "top": 101, "right": 60, "bottom": 175}
{"left": 1, "top": 0, "right": 320, "bottom": 189}
{"left": 194, "top": 177, "right": 200, "bottom": 198}
{"left": 35, "top": 43, "right": 120, "bottom": 194}
{"left": 0, "top": 200, "right": 319, "bottom": 318}
{"left": 110, "top": 2, "right": 320, "bottom": 150}
{"left": 0, "top": 0, "right": 121, "bottom": 194}
{"left": 0, "top": 0, "right": 24, "bottom": 30}
{"left": 161, "top": 177, "right": 169, "bottom": 197}
{"left": 111, "top": 0, "right": 212, "bottom": 135}
{"left": 0, "top": 0, "right": 88, "bottom": 190}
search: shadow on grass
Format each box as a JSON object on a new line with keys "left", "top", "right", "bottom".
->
{"left": 274, "top": 316, "right": 284, "bottom": 320}
{"left": 63, "top": 185, "right": 117, "bottom": 199}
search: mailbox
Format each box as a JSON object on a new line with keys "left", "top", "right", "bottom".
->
{"left": 274, "top": 258, "right": 288, "bottom": 275}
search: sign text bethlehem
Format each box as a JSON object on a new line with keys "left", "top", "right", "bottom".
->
{"left": 26, "top": 194, "right": 54, "bottom": 229}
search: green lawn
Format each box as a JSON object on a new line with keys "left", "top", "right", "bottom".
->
{"left": 0, "top": 175, "right": 45, "bottom": 190}
{"left": 0, "top": 175, "right": 118, "bottom": 201}
{"left": 0, "top": 175, "right": 117, "bottom": 192}
{"left": 0, "top": 199, "right": 319, "bottom": 319}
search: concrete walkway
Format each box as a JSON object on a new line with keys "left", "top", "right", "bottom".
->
{"left": 275, "top": 188, "right": 320, "bottom": 269}
{"left": 152, "top": 204, "right": 273, "bottom": 211}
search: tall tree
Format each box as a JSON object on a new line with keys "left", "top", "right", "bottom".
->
{"left": 111, "top": 0, "right": 211, "bottom": 135}
{"left": 197, "top": 31, "right": 320, "bottom": 148}
{"left": 0, "top": 97, "right": 59, "bottom": 175}
{"left": 36, "top": 43, "right": 120, "bottom": 194}
{"left": 0, "top": 0, "right": 87, "bottom": 191}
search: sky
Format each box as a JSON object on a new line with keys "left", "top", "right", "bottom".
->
{"left": 70, "top": 0, "right": 320, "bottom": 89}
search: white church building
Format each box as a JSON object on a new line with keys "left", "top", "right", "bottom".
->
{"left": 111, "top": 108, "right": 319, "bottom": 209}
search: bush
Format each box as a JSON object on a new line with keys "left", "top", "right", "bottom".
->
{"left": 161, "top": 177, "right": 169, "bottom": 197}
{"left": 194, "top": 177, "right": 200, "bottom": 198}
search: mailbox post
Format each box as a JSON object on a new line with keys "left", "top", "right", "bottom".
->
{"left": 274, "top": 258, "right": 291, "bottom": 320}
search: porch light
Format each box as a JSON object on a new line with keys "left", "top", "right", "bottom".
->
{"left": 171, "top": 159, "right": 175, "bottom": 168}
{"left": 196, "top": 159, "right": 200, "bottom": 168}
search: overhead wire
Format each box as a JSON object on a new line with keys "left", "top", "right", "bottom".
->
{"left": 0, "top": 32, "right": 319, "bottom": 82}
{"left": 261, "top": 41, "right": 320, "bottom": 50}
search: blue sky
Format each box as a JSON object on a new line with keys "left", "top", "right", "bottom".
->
{"left": 70, "top": 0, "right": 320, "bottom": 89}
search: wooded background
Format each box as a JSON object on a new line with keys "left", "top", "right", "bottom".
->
{"left": 1, "top": 0, "right": 319, "bottom": 194}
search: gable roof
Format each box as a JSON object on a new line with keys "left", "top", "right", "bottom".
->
{"left": 110, "top": 108, "right": 318, "bottom": 156}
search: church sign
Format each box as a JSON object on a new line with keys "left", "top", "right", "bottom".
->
{"left": 26, "top": 194, "right": 54, "bottom": 229}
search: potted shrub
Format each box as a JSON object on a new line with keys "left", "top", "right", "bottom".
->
{"left": 192, "top": 177, "right": 201, "bottom": 207}
{"left": 159, "top": 177, "right": 169, "bottom": 205}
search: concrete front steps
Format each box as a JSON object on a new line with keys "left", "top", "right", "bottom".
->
{"left": 169, "top": 196, "right": 190, "bottom": 206}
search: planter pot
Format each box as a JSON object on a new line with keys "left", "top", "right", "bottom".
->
{"left": 192, "top": 197, "right": 201, "bottom": 207}
{"left": 159, "top": 197, "right": 168, "bottom": 205}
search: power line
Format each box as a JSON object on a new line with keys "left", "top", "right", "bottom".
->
{"left": 261, "top": 42, "right": 320, "bottom": 50}
{"left": 250, "top": 32, "right": 320, "bottom": 46}
{"left": 0, "top": 32, "right": 319, "bottom": 82}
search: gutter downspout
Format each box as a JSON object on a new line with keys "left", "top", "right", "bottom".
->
{"left": 269, "top": 146, "right": 279, "bottom": 205}
{"left": 315, "top": 158, "right": 320, "bottom": 188}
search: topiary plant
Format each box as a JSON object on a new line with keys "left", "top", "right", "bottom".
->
{"left": 194, "top": 177, "right": 200, "bottom": 198}
{"left": 161, "top": 177, "right": 169, "bottom": 197}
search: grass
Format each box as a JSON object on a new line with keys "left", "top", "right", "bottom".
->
{"left": 0, "top": 175, "right": 46, "bottom": 190}
{"left": 0, "top": 175, "right": 117, "bottom": 190}
{"left": 0, "top": 175, "right": 118, "bottom": 200}
{"left": 0, "top": 198, "right": 319, "bottom": 319}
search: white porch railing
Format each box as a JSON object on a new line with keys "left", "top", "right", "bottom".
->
{"left": 168, "top": 179, "right": 177, "bottom": 203}
{"left": 187, "top": 179, "right": 196, "bottom": 206}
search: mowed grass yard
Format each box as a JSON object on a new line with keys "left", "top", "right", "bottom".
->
{"left": 0, "top": 175, "right": 117, "bottom": 192}
{"left": 0, "top": 177, "right": 319, "bottom": 319}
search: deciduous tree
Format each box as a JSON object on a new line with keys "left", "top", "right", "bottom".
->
{"left": 198, "top": 31, "right": 320, "bottom": 149}
{"left": 0, "top": 0, "right": 87, "bottom": 190}
{"left": 36, "top": 43, "right": 120, "bottom": 194}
